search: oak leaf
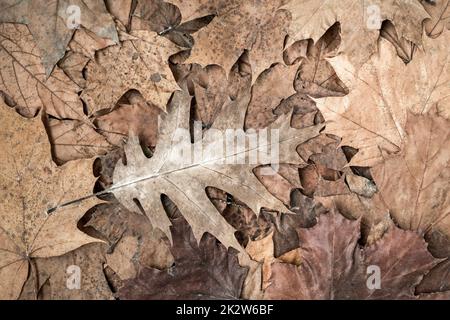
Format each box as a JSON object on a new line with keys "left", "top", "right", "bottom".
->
{"left": 111, "top": 88, "right": 322, "bottom": 250}
{"left": 0, "top": 102, "right": 102, "bottom": 299}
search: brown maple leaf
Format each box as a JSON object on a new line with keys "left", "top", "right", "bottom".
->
{"left": 265, "top": 207, "right": 444, "bottom": 299}
{"left": 372, "top": 111, "right": 450, "bottom": 244}
{"left": 0, "top": 102, "right": 102, "bottom": 300}
{"left": 0, "top": 0, "right": 118, "bottom": 75}
{"left": 0, "top": 24, "right": 86, "bottom": 120}
{"left": 184, "top": 0, "right": 291, "bottom": 82}
{"left": 118, "top": 196, "right": 248, "bottom": 300}
{"left": 316, "top": 31, "right": 450, "bottom": 167}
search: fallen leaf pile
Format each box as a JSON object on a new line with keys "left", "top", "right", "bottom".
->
{"left": 0, "top": 0, "right": 449, "bottom": 300}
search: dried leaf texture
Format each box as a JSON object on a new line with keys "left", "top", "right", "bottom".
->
{"left": 282, "top": 0, "right": 427, "bottom": 72}
{"left": 0, "top": 24, "right": 86, "bottom": 120}
{"left": 0, "top": 102, "right": 102, "bottom": 299}
{"left": 184, "top": 0, "right": 291, "bottom": 82}
{"left": 265, "top": 208, "right": 442, "bottom": 299}
{"left": 316, "top": 32, "right": 450, "bottom": 167}
{"left": 81, "top": 30, "right": 180, "bottom": 114}
{"left": 112, "top": 88, "right": 322, "bottom": 250}
{"left": 372, "top": 111, "right": 450, "bottom": 241}
{"left": 119, "top": 197, "right": 247, "bottom": 300}
{"left": 0, "top": 0, "right": 118, "bottom": 75}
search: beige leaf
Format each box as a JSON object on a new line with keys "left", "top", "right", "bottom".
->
{"left": 0, "top": 102, "right": 103, "bottom": 300}
{"left": 167, "top": 0, "right": 219, "bottom": 23}
{"left": 186, "top": 0, "right": 290, "bottom": 82}
{"left": 421, "top": 0, "right": 450, "bottom": 38}
{"left": 245, "top": 63, "right": 298, "bottom": 130}
{"left": 111, "top": 88, "right": 322, "bottom": 251}
{"left": 0, "top": 0, "right": 118, "bottom": 75}
{"left": 315, "top": 32, "right": 450, "bottom": 167}
{"left": 0, "top": 23, "right": 86, "bottom": 120}
{"left": 282, "top": 0, "right": 427, "bottom": 72}
{"left": 372, "top": 111, "right": 450, "bottom": 240}
{"left": 82, "top": 30, "right": 181, "bottom": 114}
{"left": 46, "top": 118, "right": 112, "bottom": 165}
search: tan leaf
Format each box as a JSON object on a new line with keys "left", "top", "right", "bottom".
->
{"left": 81, "top": 30, "right": 181, "bottom": 114}
{"left": 0, "top": 24, "right": 86, "bottom": 120}
{"left": 316, "top": 32, "right": 450, "bottom": 167}
{"left": 111, "top": 88, "right": 321, "bottom": 250}
{"left": 245, "top": 64, "right": 298, "bottom": 130}
{"left": 47, "top": 118, "right": 112, "bottom": 165}
{"left": 0, "top": 102, "right": 103, "bottom": 299}
{"left": 0, "top": 0, "right": 118, "bottom": 75}
{"left": 21, "top": 243, "right": 114, "bottom": 300}
{"left": 185, "top": 0, "right": 290, "bottom": 82}
{"left": 282, "top": 0, "right": 427, "bottom": 72}
{"left": 372, "top": 111, "right": 450, "bottom": 240}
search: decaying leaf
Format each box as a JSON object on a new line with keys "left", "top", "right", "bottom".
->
{"left": 282, "top": 0, "right": 427, "bottom": 72}
{"left": 185, "top": 0, "right": 291, "bottom": 81}
{"left": 0, "top": 24, "right": 86, "bottom": 120}
{"left": 118, "top": 196, "right": 247, "bottom": 300}
{"left": 265, "top": 207, "right": 444, "bottom": 299}
{"left": 421, "top": 0, "right": 450, "bottom": 38}
{"left": 111, "top": 87, "right": 322, "bottom": 250}
{"left": 316, "top": 32, "right": 450, "bottom": 167}
{"left": 0, "top": 102, "right": 102, "bottom": 299}
{"left": 0, "top": 0, "right": 118, "bottom": 75}
{"left": 372, "top": 111, "right": 450, "bottom": 242}
{"left": 81, "top": 30, "right": 181, "bottom": 115}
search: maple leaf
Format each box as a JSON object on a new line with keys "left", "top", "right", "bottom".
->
{"left": 0, "top": 0, "right": 118, "bottom": 75}
{"left": 282, "top": 0, "right": 428, "bottom": 73}
{"left": 0, "top": 102, "right": 102, "bottom": 300}
{"left": 372, "top": 111, "right": 450, "bottom": 243}
{"left": 111, "top": 87, "right": 322, "bottom": 250}
{"left": 265, "top": 207, "right": 444, "bottom": 299}
{"left": 19, "top": 243, "right": 114, "bottom": 300}
{"left": 81, "top": 30, "right": 181, "bottom": 114}
{"left": 315, "top": 31, "right": 450, "bottom": 167}
{"left": 47, "top": 118, "right": 112, "bottom": 165}
{"left": 183, "top": 0, "right": 291, "bottom": 82}
{"left": 118, "top": 196, "right": 248, "bottom": 300}
{"left": 0, "top": 23, "right": 87, "bottom": 120}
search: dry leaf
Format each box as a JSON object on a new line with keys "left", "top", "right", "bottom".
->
{"left": 0, "top": 0, "right": 118, "bottom": 75}
{"left": 118, "top": 196, "right": 247, "bottom": 300}
{"left": 185, "top": 0, "right": 291, "bottom": 82}
{"left": 0, "top": 102, "right": 102, "bottom": 299}
{"left": 81, "top": 30, "right": 181, "bottom": 115}
{"left": 46, "top": 118, "right": 112, "bottom": 165}
{"left": 265, "top": 207, "right": 442, "bottom": 299}
{"left": 316, "top": 32, "right": 450, "bottom": 167}
{"left": 372, "top": 111, "right": 450, "bottom": 241}
{"left": 282, "top": 0, "right": 427, "bottom": 72}
{"left": 421, "top": 0, "right": 450, "bottom": 38}
{"left": 0, "top": 24, "right": 86, "bottom": 120}
{"left": 111, "top": 88, "right": 322, "bottom": 250}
